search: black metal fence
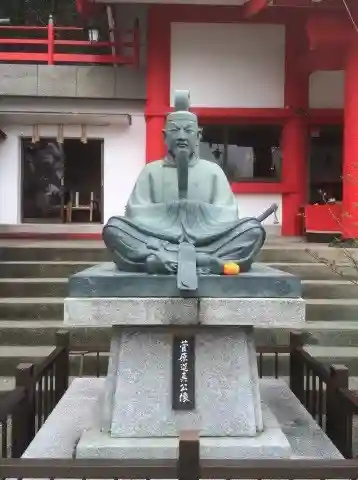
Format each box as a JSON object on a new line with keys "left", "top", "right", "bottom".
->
{"left": 1, "top": 330, "right": 358, "bottom": 461}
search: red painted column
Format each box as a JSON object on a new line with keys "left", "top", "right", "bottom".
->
{"left": 281, "top": 115, "right": 308, "bottom": 236}
{"left": 342, "top": 40, "right": 358, "bottom": 239}
{"left": 145, "top": 6, "right": 171, "bottom": 162}
{"left": 281, "top": 19, "right": 309, "bottom": 236}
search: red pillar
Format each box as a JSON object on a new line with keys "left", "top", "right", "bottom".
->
{"left": 145, "top": 6, "right": 170, "bottom": 162}
{"left": 281, "top": 19, "right": 309, "bottom": 236}
{"left": 281, "top": 116, "right": 308, "bottom": 236}
{"left": 342, "top": 40, "right": 358, "bottom": 239}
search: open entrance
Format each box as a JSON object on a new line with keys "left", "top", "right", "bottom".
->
{"left": 21, "top": 137, "right": 103, "bottom": 224}
{"left": 308, "top": 125, "right": 343, "bottom": 204}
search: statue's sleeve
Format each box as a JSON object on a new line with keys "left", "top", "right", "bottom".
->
{"left": 125, "top": 166, "right": 166, "bottom": 219}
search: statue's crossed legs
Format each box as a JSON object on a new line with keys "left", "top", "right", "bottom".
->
{"left": 103, "top": 216, "right": 265, "bottom": 276}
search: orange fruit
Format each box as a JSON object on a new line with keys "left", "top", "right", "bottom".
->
{"left": 223, "top": 263, "right": 240, "bottom": 275}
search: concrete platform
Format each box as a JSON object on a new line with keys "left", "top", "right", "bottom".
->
{"left": 22, "top": 378, "right": 343, "bottom": 461}
{"left": 68, "top": 263, "right": 302, "bottom": 298}
{"left": 76, "top": 404, "right": 291, "bottom": 459}
{"left": 64, "top": 296, "right": 305, "bottom": 327}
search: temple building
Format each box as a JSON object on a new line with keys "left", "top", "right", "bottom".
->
{"left": 0, "top": 0, "right": 356, "bottom": 239}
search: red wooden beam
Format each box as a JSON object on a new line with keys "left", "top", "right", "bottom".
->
{"left": 306, "top": 13, "right": 354, "bottom": 50}
{"left": 297, "top": 48, "right": 345, "bottom": 72}
{"left": 243, "top": 0, "right": 268, "bottom": 18}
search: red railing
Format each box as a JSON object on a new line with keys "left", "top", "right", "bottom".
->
{"left": 0, "top": 16, "right": 140, "bottom": 66}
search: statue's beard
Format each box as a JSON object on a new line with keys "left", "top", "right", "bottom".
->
{"left": 168, "top": 145, "right": 198, "bottom": 160}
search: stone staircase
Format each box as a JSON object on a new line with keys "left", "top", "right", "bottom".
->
{"left": 1, "top": 238, "right": 358, "bottom": 391}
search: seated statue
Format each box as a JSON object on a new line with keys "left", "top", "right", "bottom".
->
{"left": 103, "top": 90, "right": 276, "bottom": 293}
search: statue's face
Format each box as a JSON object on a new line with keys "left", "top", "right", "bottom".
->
{"left": 164, "top": 119, "right": 201, "bottom": 159}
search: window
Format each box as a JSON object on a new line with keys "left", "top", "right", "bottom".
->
{"left": 200, "top": 124, "right": 282, "bottom": 182}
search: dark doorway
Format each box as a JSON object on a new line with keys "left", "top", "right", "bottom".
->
{"left": 200, "top": 124, "right": 282, "bottom": 182}
{"left": 309, "top": 126, "right": 343, "bottom": 204}
{"left": 21, "top": 137, "right": 103, "bottom": 223}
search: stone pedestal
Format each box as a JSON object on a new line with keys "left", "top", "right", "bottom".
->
{"left": 64, "top": 263, "right": 305, "bottom": 460}
{"left": 100, "top": 326, "right": 263, "bottom": 438}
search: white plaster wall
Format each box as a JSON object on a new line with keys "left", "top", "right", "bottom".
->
{"left": 236, "top": 193, "right": 282, "bottom": 226}
{"left": 309, "top": 71, "right": 345, "bottom": 108}
{"left": 171, "top": 23, "right": 286, "bottom": 108}
{"left": 0, "top": 128, "right": 21, "bottom": 224}
{"left": 0, "top": 117, "right": 145, "bottom": 225}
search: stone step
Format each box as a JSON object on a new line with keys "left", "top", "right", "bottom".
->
{"left": 1, "top": 261, "right": 357, "bottom": 283}
{"left": 0, "top": 321, "right": 111, "bottom": 347}
{"left": 0, "top": 245, "right": 109, "bottom": 263}
{"left": 1, "top": 320, "right": 358, "bottom": 348}
{"left": 1, "top": 242, "right": 358, "bottom": 264}
{"left": 306, "top": 299, "right": 358, "bottom": 321}
{"left": 0, "top": 346, "right": 109, "bottom": 376}
{"left": 0, "top": 298, "right": 63, "bottom": 320}
{"left": 268, "top": 262, "right": 358, "bottom": 281}
{"left": 2, "top": 344, "right": 358, "bottom": 377}
{"left": 302, "top": 280, "right": 358, "bottom": 299}
{"left": 0, "top": 261, "right": 97, "bottom": 278}
{"left": 0, "top": 278, "right": 68, "bottom": 297}
{"left": 0, "top": 298, "right": 357, "bottom": 322}
{"left": 0, "top": 278, "right": 356, "bottom": 299}
{"left": 260, "top": 245, "right": 358, "bottom": 264}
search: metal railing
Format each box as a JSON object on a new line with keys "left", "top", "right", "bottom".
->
{"left": 0, "top": 331, "right": 69, "bottom": 458}
{"left": 0, "top": 16, "right": 140, "bottom": 66}
{"left": 3, "top": 432, "right": 358, "bottom": 480}
{"left": 1, "top": 330, "right": 358, "bottom": 460}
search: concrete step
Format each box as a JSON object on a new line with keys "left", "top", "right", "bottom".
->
{"left": 1, "top": 321, "right": 358, "bottom": 348}
{"left": 0, "top": 321, "right": 111, "bottom": 347}
{"left": 259, "top": 245, "right": 358, "bottom": 264}
{"left": 1, "top": 260, "right": 357, "bottom": 283}
{"left": 0, "top": 298, "right": 357, "bottom": 322}
{"left": 0, "top": 261, "right": 97, "bottom": 278}
{"left": 306, "top": 299, "right": 358, "bottom": 321}
{"left": 268, "top": 262, "right": 358, "bottom": 281}
{"left": 2, "top": 344, "right": 358, "bottom": 377}
{"left": 0, "top": 278, "right": 357, "bottom": 299}
{"left": 0, "top": 278, "right": 68, "bottom": 297}
{"left": 0, "top": 298, "right": 63, "bottom": 320}
{"left": 1, "top": 241, "right": 358, "bottom": 264}
{"left": 0, "top": 346, "right": 109, "bottom": 376}
{"left": 302, "top": 280, "right": 358, "bottom": 299}
{"left": 0, "top": 245, "right": 108, "bottom": 263}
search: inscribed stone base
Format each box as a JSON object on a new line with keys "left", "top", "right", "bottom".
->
{"left": 100, "top": 326, "right": 263, "bottom": 438}
{"left": 22, "top": 378, "right": 343, "bottom": 461}
{"left": 76, "top": 405, "right": 291, "bottom": 460}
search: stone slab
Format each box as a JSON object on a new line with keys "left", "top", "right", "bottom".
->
{"left": 64, "top": 296, "right": 305, "bottom": 327}
{"left": 22, "top": 378, "right": 343, "bottom": 460}
{"left": 68, "top": 263, "right": 302, "bottom": 298}
{"left": 0, "top": 64, "right": 38, "bottom": 96}
{"left": 38, "top": 66, "right": 77, "bottom": 97}
{"left": 107, "top": 327, "right": 263, "bottom": 437}
{"left": 76, "top": 66, "right": 115, "bottom": 98}
{"left": 77, "top": 405, "right": 291, "bottom": 459}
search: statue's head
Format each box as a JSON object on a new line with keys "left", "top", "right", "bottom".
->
{"left": 163, "top": 90, "right": 202, "bottom": 161}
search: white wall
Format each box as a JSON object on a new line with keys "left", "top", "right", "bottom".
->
{"left": 0, "top": 117, "right": 146, "bottom": 225}
{"left": 0, "top": 128, "right": 21, "bottom": 224}
{"left": 171, "top": 23, "right": 286, "bottom": 108}
{"left": 309, "top": 71, "right": 344, "bottom": 108}
{"left": 236, "top": 193, "right": 282, "bottom": 226}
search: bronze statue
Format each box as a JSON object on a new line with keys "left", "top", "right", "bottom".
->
{"left": 103, "top": 90, "right": 276, "bottom": 293}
